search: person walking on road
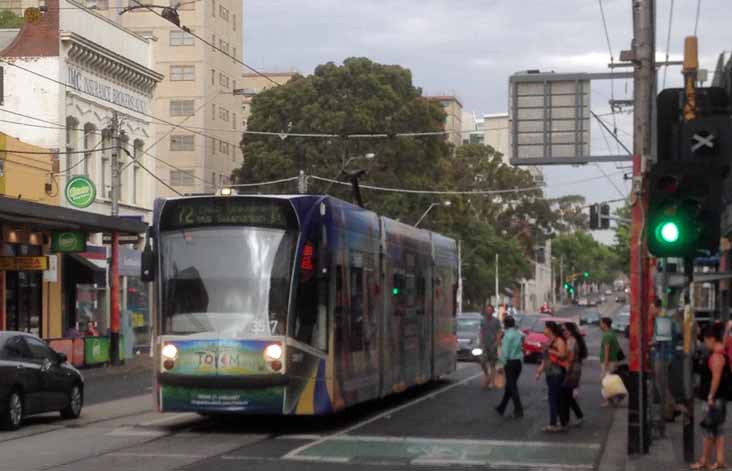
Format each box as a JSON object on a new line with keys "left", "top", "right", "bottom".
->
{"left": 480, "top": 304, "right": 502, "bottom": 389}
{"left": 562, "top": 322, "right": 587, "bottom": 426}
{"left": 692, "top": 322, "right": 730, "bottom": 470}
{"left": 599, "top": 317, "right": 623, "bottom": 407}
{"left": 536, "top": 321, "right": 569, "bottom": 432}
{"left": 495, "top": 316, "right": 524, "bottom": 418}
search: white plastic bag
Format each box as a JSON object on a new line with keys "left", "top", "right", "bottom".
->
{"left": 602, "top": 373, "right": 628, "bottom": 399}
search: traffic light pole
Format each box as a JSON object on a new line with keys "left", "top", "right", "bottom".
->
{"left": 627, "top": 0, "right": 655, "bottom": 456}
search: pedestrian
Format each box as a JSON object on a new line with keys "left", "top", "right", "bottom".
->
{"left": 480, "top": 304, "right": 502, "bottom": 389}
{"left": 495, "top": 316, "right": 524, "bottom": 418}
{"left": 691, "top": 322, "right": 730, "bottom": 470}
{"left": 562, "top": 322, "right": 588, "bottom": 426}
{"left": 599, "top": 317, "right": 623, "bottom": 406}
{"left": 536, "top": 321, "right": 569, "bottom": 432}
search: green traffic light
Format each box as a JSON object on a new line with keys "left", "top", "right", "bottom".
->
{"left": 659, "top": 221, "right": 680, "bottom": 243}
{"left": 583, "top": 272, "right": 589, "bottom": 278}
{"left": 392, "top": 287, "right": 400, "bottom": 296}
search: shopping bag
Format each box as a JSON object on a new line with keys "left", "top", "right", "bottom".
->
{"left": 494, "top": 368, "right": 506, "bottom": 389}
{"left": 601, "top": 373, "right": 628, "bottom": 399}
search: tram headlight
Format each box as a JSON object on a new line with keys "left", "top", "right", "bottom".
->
{"left": 161, "top": 344, "right": 178, "bottom": 360}
{"left": 471, "top": 348, "right": 483, "bottom": 357}
{"left": 263, "top": 344, "right": 283, "bottom": 361}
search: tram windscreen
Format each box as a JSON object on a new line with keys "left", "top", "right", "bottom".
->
{"left": 158, "top": 198, "right": 298, "bottom": 337}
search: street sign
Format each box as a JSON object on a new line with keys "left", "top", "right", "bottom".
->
{"left": 51, "top": 231, "right": 87, "bottom": 253}
{"left": 65, "top": 176, "right": 96, "bottom": 208}
{"left": 0, "top": 256, "right": 48, "bottom": 271}
{"left": 509, "top": 71, "right": 633, "bottom": 165}
{"left": 102, "top": 233, "right": 140, "bottom": 245}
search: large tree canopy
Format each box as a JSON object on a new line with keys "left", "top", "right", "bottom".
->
{"left": 234, "top": 57, "right": 596, "bottom": 308}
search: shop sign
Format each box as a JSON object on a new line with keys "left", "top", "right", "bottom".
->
{"left": 0, "top": 256, "right": 48, "bottom": 271}
{"left": 51, "top": 231, "right": 87, "bottom": 253}
{"left": 43, "top": 255, "right": 58, "bottom": 282}
{"left": 118, "top": 247, "right": 141, "bottom": 277}
{"left": 67, "top": 67, "right": 148, "bottom": 114}
{"left": 65, "top": 176, "right": 96, "bottom": 208}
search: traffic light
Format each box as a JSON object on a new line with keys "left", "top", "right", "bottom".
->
{"left": 647, "top": 161, "right": 724, "bottom": 257}
{"left": 600, "top": 204, "right": 610, "bottom": 229}
{"left": 583, "top": 271, "right": 590, "bottom": 278}
{"left": 589, "top": 204, "right": 599, "bottom": 229}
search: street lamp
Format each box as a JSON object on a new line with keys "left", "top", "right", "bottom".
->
{"left": 415, "top": 201, "right": 452, "bottom": 227}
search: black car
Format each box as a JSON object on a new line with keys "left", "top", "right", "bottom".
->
{"left": 0, "top": 331, "right": 84, "bottom": 430}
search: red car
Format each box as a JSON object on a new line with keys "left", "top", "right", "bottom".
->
{"left": 521, "top": 316, "right": 583, "bottom": 363}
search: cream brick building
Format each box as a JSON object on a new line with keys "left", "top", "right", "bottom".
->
{"left": 100, "top": 0, "right": 245, "bottom": 195}
{"left": 240, "top": 71, "right": 297, "bottom": 129}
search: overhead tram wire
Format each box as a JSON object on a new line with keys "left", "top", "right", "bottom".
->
{"left": 308, "top": 171, "right": 627, "bottom": 196}
{"left": 120, "top": 147, "right": 183, "bottom": 196}
{"left": 0, "top": 108, "right": 217, "bottom": 187}
{"left": 0, "top": 59, "right": 242, "bottom": 154}
{"left": 128, "top": 0, "right": 281, "bottom": 87}
{"left": 597, "top": 0, "right": 624, "bottom": 157}
{"left": 694, "top": 0, "right": 702, "bottom": 35}
{"left": 662, "top": 0, "right": 675, "bottom": 89}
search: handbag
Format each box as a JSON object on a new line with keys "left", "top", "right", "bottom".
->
{"left": 563, "top": 361, "right": 582, "bottom": 388}
{"left": 494, "top": 368, "right": 506, "bottom": 389}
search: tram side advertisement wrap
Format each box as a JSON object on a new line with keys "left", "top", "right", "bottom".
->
{"left": 159, "top": 339, "right": 284, "bottom": 413}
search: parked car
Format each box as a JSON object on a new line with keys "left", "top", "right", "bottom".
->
{"left": 614, "top": 311, "right": 631, "bottom": 337}
{"left": 616, "top": 295, "right": 627, "bottom": 303}
{"left": 580, "top": 309, "right": 601, "bottom": 325}
{"left": 605, "top": 289, "right": 613, "bottom": 296}
{"left": 456, "top": 312, "right": 483, "bottom": 361}
{"left": 522, "top": 316, "right": 584, "bottom": 363}
{"left": 0, "top": 331, "right": 84, "bottom": 430}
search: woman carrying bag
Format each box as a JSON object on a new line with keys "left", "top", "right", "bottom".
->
{"left": 562, "top": 322, "right": 588, "bottom": 427}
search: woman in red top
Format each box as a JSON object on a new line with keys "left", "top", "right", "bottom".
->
{"left": 536, "top": 321, "right": 569, "bottom": 432}
{"left": 692, "top": 322, "right": 728, "bottom": 470}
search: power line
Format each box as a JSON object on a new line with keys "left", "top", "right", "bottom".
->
{"left": 229, "top": 176, "right": 300, "bottom": 188}
{"left": 308, "top": 171, "right": 626, "bottom": 196}
{"left": 127, "top": 0, "right": 280, "bottom": 87}
{"left": 694, "top": 0, "right": 702, "bottom": 36}
{"left": 662, "top": 0, "right": 675, "bottom": 89}
{"left": 0, "top": 58, "right": 241, "bottom": 151}
{"left": 121, "top": 147, "right": 182, "bottom": 196}
{"left": 597, "top": 0, "right": 615, "bottom": 60}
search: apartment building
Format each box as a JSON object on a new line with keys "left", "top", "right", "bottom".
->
{"left": 101, "top": 0, "right": 245, "bottom": 195}
{"left": 425, "top": 95, "right": 463, "bottom": 147}
{"left": 240, "top": 71, "right": 297, "bottom": 128}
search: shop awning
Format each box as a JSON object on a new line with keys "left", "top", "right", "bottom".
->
{"left": 0, "top": 197, "right": 147, "bottom": 235}
{"left": 70, "top": 246, "right": 107, "bottom": 272}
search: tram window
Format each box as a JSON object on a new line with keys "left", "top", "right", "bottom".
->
{"left": 293, "top": 239, "right": 328, "bottom": 351}
{"left": 350, "top": 266, "right": 364, "bottom": 352}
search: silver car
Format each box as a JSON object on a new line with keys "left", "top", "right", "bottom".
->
{"left": 614, "top": 311, "right": 631, "bottom": 337}
{"left": 456, "top": 313, "right": 483, "bottom": 361}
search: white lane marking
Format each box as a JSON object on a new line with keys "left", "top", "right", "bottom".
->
{"left": 412, "top": 458, "right": 487, "bottom": 466}
{"left": 282, "top": 371, "right": 483, "bottom": 461}
{"left": 276, "top": 434, "right": 324, "bottom": 440}
{"left": 324, "top": 435, "right": 601, "bottom": 449}
{"left": 139, "top": 412, "right": 198, "bottom": 426}
{"left": 487, "top": 461, "right": 594, "bottom": 470}
{"left": 107, "top": 452, "right": 204, "bottom": 459}
{"left": 106, "top": 428, "right": 167, "bottom": 437}
{"left": 286, "top": 455, "right": 350, "bottom": 463}
{"left": 220, "top": 456, "right": 280, "bottom": 462}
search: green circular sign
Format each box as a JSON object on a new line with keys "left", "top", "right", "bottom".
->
{"left": 65, "top": 176, "right": 96, "bottom": 208}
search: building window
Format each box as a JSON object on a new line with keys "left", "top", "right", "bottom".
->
{"left": 233, "top": 13, "right": 236, "bottom": 31}
{"left": 135, "top": 30, "right": 154, "bottom": 39}
{"left": 211, "top": 34, "right": 215, "bottom": 51}
{"left": 170, "top": 99, "right": 195, "bottom": 116}
{"left": 219, "top": 108, "right": 229, "bottom": 121}
{"left": 211, "top": 103, "right": 216, "bottom": 120}
{"left": 211, "top": 0, "right": 215, "bottom": 16}
{"left": 219, "top": 5, "right": 229, "bottom": 20}
{"left": 83, "top": 123, "right": 96, "bottom": 178}
{"left": 218, "top": 39, "right": 229, "bottom": 54}
{"left": 233, "top": 47, "right": 237, "bottom": 59}
{"left": 210, "top": 68, "right": 215, "bottom": 85}
{"left": 170, "top": 135, "right": 194, "bottom": 151}
{"left": 170, "top": 65, "right": 194, "bottom": 81}
{"left": 211, "top": 137, "right": 216, "bottom": 154}
{"left": 101, "top": 130, "right": 112, "bottom": 198}
{"left": 169, "top": 30, "right": 194, "bottom": 46}
{"left": 119, "top": 134, "right": 129, "bottom": 203}
{"left": 65, "top": 116, "right": 80, "bottom": 176}
{"left": 170, "top": 169, "right": 194, "bottom": 186}
{"left": 232, "top": 113, "right": 236, "bottom": 130}
{"left": 219, "top": 72, "right": 229, "bottom": 88}
{"left": 132, "top": 140, "right": 144, "bottom": 205}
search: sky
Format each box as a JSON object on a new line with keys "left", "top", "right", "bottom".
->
{"left": 242, "top": 0, "right": 730, "bottom": 244}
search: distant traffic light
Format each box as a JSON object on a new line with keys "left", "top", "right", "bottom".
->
{"left": 589, "top": 204, "right": 599, "bottom": 230}
{"left": 392, "top": 287, "right": 400, "bottom": 296}
{"left": 583, "top": 272, "right": 590, "bottom": 278}
{"left": 600, "top": 204, "right": 610, "bottom": 230}
{"left": 589, "top": 203, "right": 611, "bottom": 230}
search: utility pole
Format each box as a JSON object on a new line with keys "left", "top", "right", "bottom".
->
{"left": 560, "top": 255, "right": 564, "bottom": 305}
{"left": 627, "top": 0, "right": 655, "bottom": 456}
{"left": 495, "top": 253, "right": 499, "bottom": 307}
{"left": 109, "top": 111, "right": 122, "bottom": 366}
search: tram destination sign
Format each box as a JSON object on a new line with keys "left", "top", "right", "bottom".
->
{"left": 160, "top": 198, "right": 297, "bottom": 230}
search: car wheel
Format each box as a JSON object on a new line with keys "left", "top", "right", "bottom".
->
{"left": 1, "top": 389, "right": 23, "bottom": 430}
{"left": 60, "top": 383, "right": 83, "bottom": 419}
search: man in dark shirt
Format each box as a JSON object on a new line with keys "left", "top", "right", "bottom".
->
{"left": 481, "top": 304, "right": 502, "bottom": 389}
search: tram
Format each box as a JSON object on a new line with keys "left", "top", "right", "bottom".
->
{"left": 142, "top": 193, "right": 459, "bottom": 415}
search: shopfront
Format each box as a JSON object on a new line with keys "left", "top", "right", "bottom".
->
{"left": 0, "top": 238, "right": 47, "bottom": 336}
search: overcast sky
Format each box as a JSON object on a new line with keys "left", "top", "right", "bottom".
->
{"left": 243, "top": 0, "right": 729, "bottom": 244}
